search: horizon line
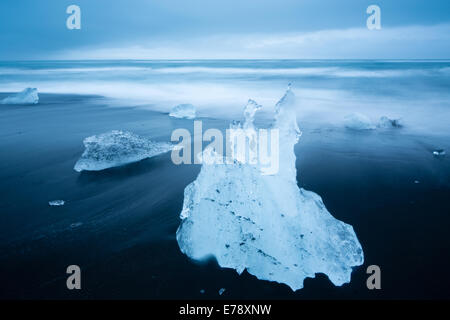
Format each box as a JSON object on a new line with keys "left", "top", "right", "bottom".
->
{"left": 2, "top": 58, "right": 450, "bottom": 62}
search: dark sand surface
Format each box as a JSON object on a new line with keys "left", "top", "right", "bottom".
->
{"left": 0, "top": 93, "right": 449, "bottom": 299}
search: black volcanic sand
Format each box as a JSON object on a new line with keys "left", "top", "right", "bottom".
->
{"left": 0, "top": 93, "right": 449, "bottom": 299}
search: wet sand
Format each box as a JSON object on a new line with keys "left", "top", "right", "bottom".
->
{"left": 0, "top": 93, "right": 449, "bottom": 299}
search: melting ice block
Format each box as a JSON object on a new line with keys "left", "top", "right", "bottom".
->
{"left": 169, "top": 104, "right": 196, "bottom": 119}
{"left": 74, "top": 130, "right": 173, "bottom": 172}
{"left": 1, "top": 88, "right": 39, "bottom": 105}
{"left": 176, "top": 86, "right": 364, "bottom": 291}
{"left": 344, "top": 113, "right": 375, "bottom": 130}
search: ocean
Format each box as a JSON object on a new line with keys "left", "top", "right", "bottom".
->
{"left": 0, "top": 60, "right": 449, "bottom": 299}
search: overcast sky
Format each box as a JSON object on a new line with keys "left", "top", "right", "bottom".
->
{"left": 1, "top": 0, "right": 450, "bottom": 59}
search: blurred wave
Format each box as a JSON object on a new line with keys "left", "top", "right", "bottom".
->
{"left": 1, "top": 60, "right": 450, "bottom": 135}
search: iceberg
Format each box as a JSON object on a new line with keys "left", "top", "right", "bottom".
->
{"left": 169, "top": 104, "right": 196, "bottom": 119}
{"left": 74, "top": 130, "right": 173, "bottom": 172}
{"left": 176, "top": 86, "right": 364, "bottom": 291}
{"left": 344, "top": 113, "right": 375, "bottom": 130}
{"left": 0, "top": 88, "right": 39, "bottom": 105}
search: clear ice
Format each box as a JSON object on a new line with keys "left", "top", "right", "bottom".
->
{"left": 0, "top": 88, "right": 39, "bottom": 105}
{"left": 49, "top": 200, "right": 65, "bottom": 206}
{"left": 169, "top": 103, "right": 196, "bottom": 119}
{"left": 344, "top": 113, "right": 375, "bottom": 130}
{"left": 176, "top": 86, "right": 364, "bottom": 291}
{"left": 74, "top": 130, "right": 173, "bottom": 172}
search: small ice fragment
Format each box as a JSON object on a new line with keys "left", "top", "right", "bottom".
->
{"left": 378, "top": 116, "right": 403, "bottom": 128}
{"left": 169, "top": 104, "right": 196, "bottom": 119}
{"left": 49, "top": 200, "right": 65, "bottom": 206}
{"left": 414, "top": 180, "right": 420, "bottom": 184}
{"left": 432, "top": 149, "right": 446, "bottom": 157}
{"left": 70, "top": 222, "right": 83, "bottom": 228}
{"left": 0, "top": 88, "right": 39, "bottom": 105}
{"left": 218, "top": 288, "right": 226, "bottom": 295}
{"left": 74, "top": 130, "right": 174, "bottom": 172}
{"left": 200, "top": 289, "right": 205, "bottom": 294}
{"left": 344, "top": 113, "right": 375, "bottom": 130}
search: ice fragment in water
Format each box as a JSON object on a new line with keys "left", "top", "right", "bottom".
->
{"left": 74, "top": 130, "right": 173, "bottom": 172}
{"left": 49, "top": 200, "right": 65, "bottom": 206}
{"left": 169, "top": 103, "right": 196, "bottom": 119}
{"left": 1, "top": 88, "right": 39, "bottom": 105}
{"left": 344, "top": 113, "right": 375, "bottom": 130}
{"left": 432, "top": 149, "right": 446, "bottom": 157}
{"left": 218, "top": 288, "right": 226, "bottom": 295}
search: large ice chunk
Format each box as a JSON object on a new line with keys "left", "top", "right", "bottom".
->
{"left": 169, "top": 103, "right": 196, "bottom": 119}
{"left": 0, "top": 88, "right": 39, "bottom": 105}
{"left": 74, "top": 130, "right": 173, "bottom": 172}
{"left": 176, "top": 86, "right": 364, "bottom": 291}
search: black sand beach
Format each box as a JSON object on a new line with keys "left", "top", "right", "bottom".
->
{"left": 0, "top": 93, "right": 449, "bottom": 299}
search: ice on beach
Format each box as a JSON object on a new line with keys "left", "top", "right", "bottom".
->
{"left": 0, "top": 88, "right": 39, "bottom": 105}
{"left": 344, "top": 113, "right": 375, "bottom": 130}
{"left": 432, "top": 149, "right": 446, "bottom": 157}
{"left": 176, "top": 86, "right": 364, "bottom": 291}
{"left": 49, "top": 200, "right": 65, "bottom": 206}
{"left": 74, "top": 130, "right": 173, "bottom": 172}
{"left": 169, "top": 103, "right": 196, "bottom": 119}
{"left": 345, "top": 114, "right": 403, "bottom": 130}
{"left": 378, "top": 116, "right": 403, "bottom": 129}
